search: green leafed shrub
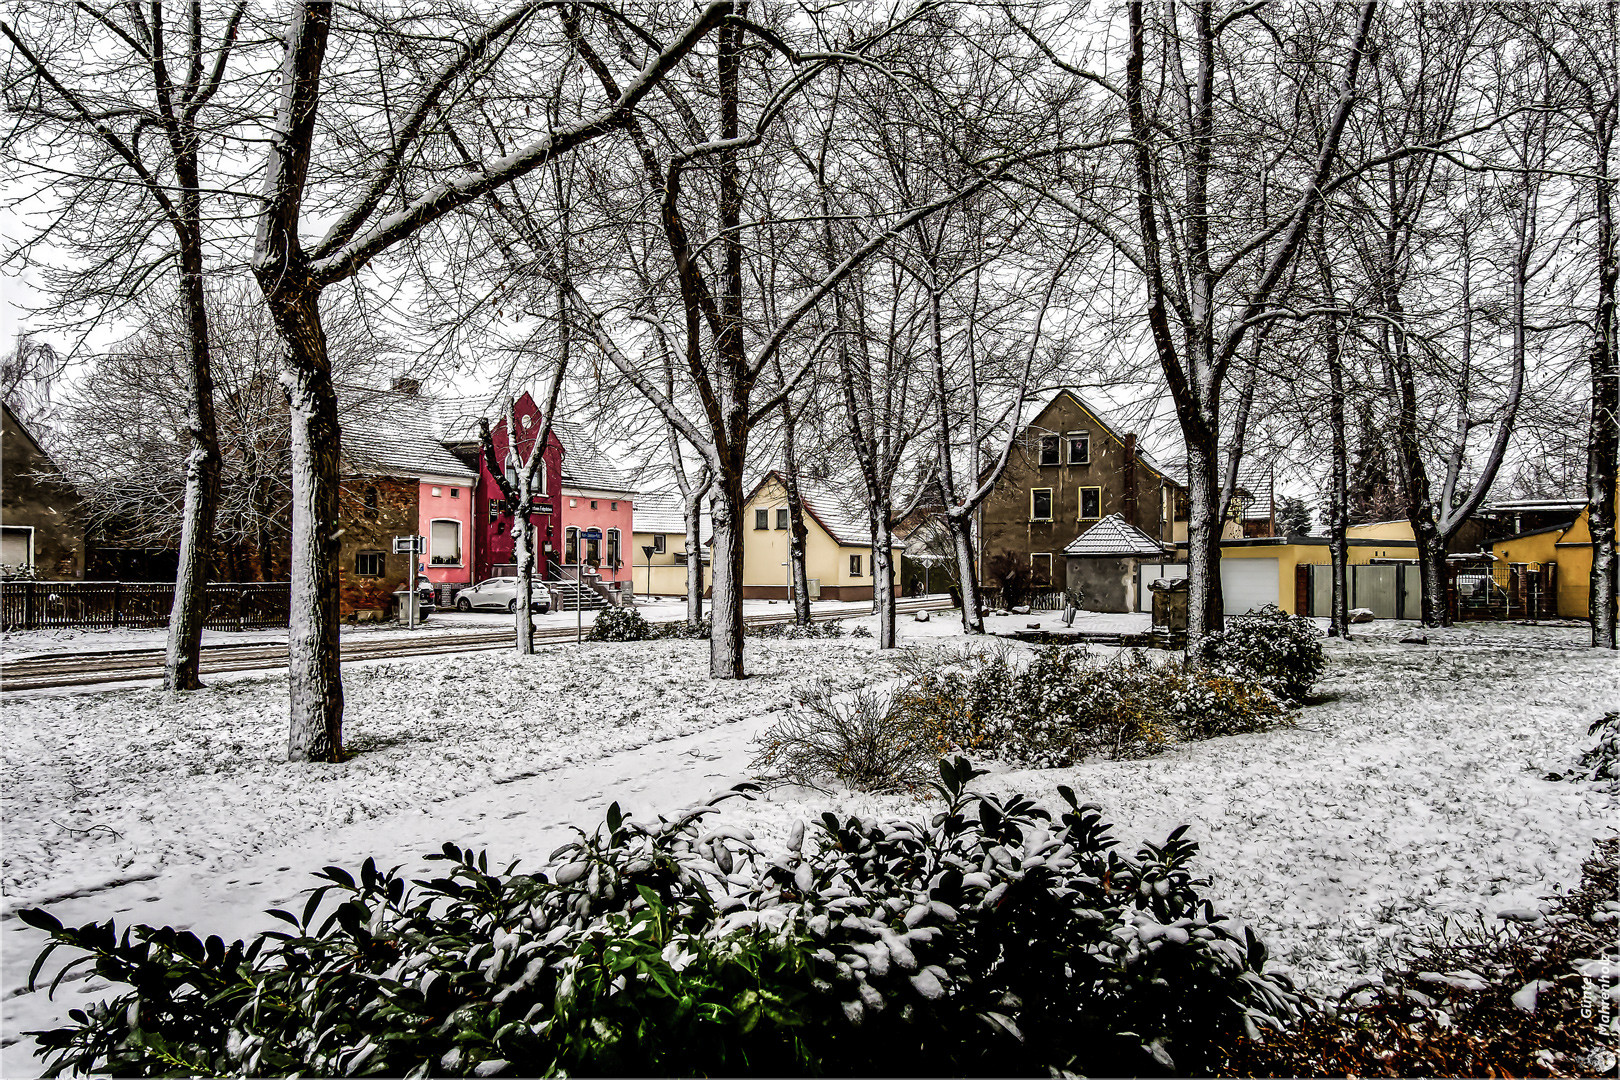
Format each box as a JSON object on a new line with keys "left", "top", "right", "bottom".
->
{"left": 21, "top": 761, "right": 1304, "bottom": 1078}
{"left": 1195, "top": 605, "right": 1325, "bottom": 702}
{"left": 587, "top": 605, "right": 655, "bottom": 641}
{"left": 892, "top": 645, "right": 1285, "bottom": 769}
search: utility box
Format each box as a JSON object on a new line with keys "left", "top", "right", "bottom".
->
{"left": 393, "top": 589, "right": 427, "bottom": 624}
{"left": 1149, "top": 577, "right": 1188, "bottom": 632}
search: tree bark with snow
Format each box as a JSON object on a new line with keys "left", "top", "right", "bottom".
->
{"left": 3, "top": 2, "right": 254, "bottom": 690}
{"left": 250, "top": 0, "right": 733, "bottom": 758}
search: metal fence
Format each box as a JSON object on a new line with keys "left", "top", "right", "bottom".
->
{"left": 0, "top": 580, "right": 290, "bottom": 632}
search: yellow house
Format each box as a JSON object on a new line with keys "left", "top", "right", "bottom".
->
{"left": 631, "top": 490, "right": 707, "bottom": 598}
{"left": 742, "top": 472, "right": 903, "bottom": 601}
{"left": 1209, "top": 536, "right": 1421, "bottom": 615}
{"left": 1493, "top": 503, "right": 1611, "bottom": 618}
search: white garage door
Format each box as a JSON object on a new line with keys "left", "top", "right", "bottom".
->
{"left": 1221, "top": 558, "right": 1279, "bottom": 615}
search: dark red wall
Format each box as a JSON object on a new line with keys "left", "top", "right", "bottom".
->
{"left": 474, "top": 392, "right": 564, "bottom": 581}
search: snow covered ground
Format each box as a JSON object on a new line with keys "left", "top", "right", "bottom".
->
{"left": 1, "top": 614, "right": 1615, "bottom": 1075}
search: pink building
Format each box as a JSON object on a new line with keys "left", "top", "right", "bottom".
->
{"left": 418, "top": 471, "right": 477, "bottom": 588}
{"left": 552, "top": 420, "right": 638, "bottom": 586}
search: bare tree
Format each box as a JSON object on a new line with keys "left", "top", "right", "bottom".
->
{"left": 3, "top": 0, "right": 256, "bottom": 690}
{"left": 249, "top": 0, "right": 733, "bottom": 759}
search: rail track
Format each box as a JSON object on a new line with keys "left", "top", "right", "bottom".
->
{"left": 0, "top": 597, "right": 955, "bottom": 692}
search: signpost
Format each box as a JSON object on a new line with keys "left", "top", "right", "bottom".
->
{"left": 642, "top": 544, "right": 655, "bottom": 597}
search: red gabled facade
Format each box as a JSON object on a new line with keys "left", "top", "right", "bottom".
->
{"left": 472, "top": 393, "right": 566, "bottom": 581}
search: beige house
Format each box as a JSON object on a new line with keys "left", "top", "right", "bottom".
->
{"left": 741, "top": 472, "right": 902, "bottom": 601}
{"left": 631, "top": 490, "right": 707, "bottom": 597}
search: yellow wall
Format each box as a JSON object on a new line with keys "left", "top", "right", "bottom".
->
{"left": 1218, "top": 542, "right": 1415, "bottom": 615}
{"left": 631, "top": 529, "right": 699, "bottom": 596}
{"left": 1493, "top": 512, "right": 1593, "bottom": 618}
{"left": 742, "top": 476, "right": 901, "bottom": 594}
{"left": 1346, "top": 520, "right": 1415, "bottom": 542}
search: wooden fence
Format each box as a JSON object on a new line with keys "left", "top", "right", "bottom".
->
{"left": 0, "top": 581, "right": 290, "bottom": 632}
{"left": 980, "top": 587, "right": 1071, "bottom": 612}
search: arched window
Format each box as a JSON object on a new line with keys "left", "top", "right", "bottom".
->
{"left": 606, "top": 528, "right": 621, "bottom": 568}
{"left": 564, "top": 527, "right": 579, "bottom": 565}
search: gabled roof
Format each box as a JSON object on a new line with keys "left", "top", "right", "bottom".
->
{"left": 550, "top": 419, "right": 636, "bottom": 493}
{"left": 746, "top": 470, "right": 890, "bottom": 548}
{"left": 1025, "top": 388, "right": 1175, "bottom": 484}
{"left": 339, "top": 390, "right": 477, "bottom": 480}
{"left": 1062, "top": 514, "right": 1167, "bottom": 558}
{"left": 633, "top": 489, "right": 709, "bottom": 534}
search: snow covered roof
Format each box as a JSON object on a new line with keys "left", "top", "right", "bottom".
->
{"left": 339, "top": 390, "right": 477, "bottom": 480}
{"left": 550, "top": 419, "right": 637, "bottom": 494}
{"left": 795, "top": 476, "right": 873, "bottom": 547}
{"left": 1062, "top": 514, "right": 1167, "bottom": 558}
{"left": 1483, "top": 497, "right": 1588, "bottom": 513}
{"left": 633, "top": 489, "right": 709, "bottom": 534}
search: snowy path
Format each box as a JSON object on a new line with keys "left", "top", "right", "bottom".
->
{"left": 0, "top": 703, "right": 786, "bottom": 1077}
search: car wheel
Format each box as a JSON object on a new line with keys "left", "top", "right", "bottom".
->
{"left": 456, "top": 597, "right": 472, "bottom": 612}
{"left": 507, "top": 599, "right": 518, "bottom": 613}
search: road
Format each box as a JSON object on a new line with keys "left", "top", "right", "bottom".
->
{"left": 0, "top": 597, "right": 953, "bottom": 692}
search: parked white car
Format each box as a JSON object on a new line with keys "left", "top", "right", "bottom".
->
{"left": 453, "top": 577, "right": 552, "bottom": 614}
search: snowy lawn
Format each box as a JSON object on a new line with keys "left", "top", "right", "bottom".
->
{"left": 706, "top": 629, "right": 1620, "bottom": 998}
{"left": 0, "top": 636, "right": 892, "bottom": 909}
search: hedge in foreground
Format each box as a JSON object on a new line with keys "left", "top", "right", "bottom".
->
{"left": 22, "top": 760, "right": 1303, "bottom": 1077}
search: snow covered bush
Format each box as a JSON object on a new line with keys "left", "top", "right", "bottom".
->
{"left": 20, "top": 760, "right": 1305, "bottom": 1078}
{"left": 1231, "top": 838, "right": 1620, "bottom": 1078}
{"left": 748, "top": 621, "right": 846, "bottom": 640}
{"left": 752, "top": 684, "right": 934, "bottom": 793}
{"left": 654, "top": 615, "right": 711, "bottom": 639}
{"left": 895, "top": 646, "right": 1285, "bottom": 768}
{"left": 587, "top": 605, "right": 655, "bottom": 641}
{"left": 1195, "top": 605, "right": 1325, "bottom": 702}
{"left": 1572, "top": 711, "right": 1620, "bottom": 783}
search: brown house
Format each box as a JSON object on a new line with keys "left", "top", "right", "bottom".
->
{"left": 1, "top": 403, "right": 85, "bottom": 580}
{"left": 979, "top": 388, "right": 1184, "bottom": 586}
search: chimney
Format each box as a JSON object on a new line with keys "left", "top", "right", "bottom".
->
{"left": 1122, "top": 433, "right": 1138, "bottom": 528}
{"left": 391, "top": 375, "right": 421, "bottom": 395}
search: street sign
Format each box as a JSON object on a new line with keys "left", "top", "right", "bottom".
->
{"left": 393, "top": 535, "right": 425, "bottom": 555}
{"left": 534, "top": 501, "right": 555, "bottom": 515}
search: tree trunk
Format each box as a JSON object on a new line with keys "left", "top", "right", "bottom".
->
{"left": 513, "top": 467, "right": 535, "bottom": 654}
{"left": 780, "top": 453, "right": 812, "bottom": 625}
{"left": 1326, "top": 316, "right": 1351, "bottom": 638}
{"left": 1183, "top": 436, "right": 1225, "bottom": 646}
{"left": 709, "top": 473, "right": 746, "bottom": 678}
{"left": 273, "top": 292, "right": 344, "bottom": 762}
{"left": 684, "top": 488, "right": 705, "bottom": 626}
{"left": 1418, "top": 533, "right": 1449, "bottom": 627}
{"left": 947, "top": 512, "right": 983, "bottom": 633}
{"left": 1591, "top": 123, "right": 1618, "bottom": 647}
{"left": 871, "top": 515, "right": 896, "bottom": 647}
{"left": 164, "top": 234, "right": 222, "bottom": 691}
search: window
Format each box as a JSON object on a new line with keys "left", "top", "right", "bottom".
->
{"left": 430, "top": 519, "right": 462, "bottom": 566}
{"left": 607, "top": 528, "right": 621, "bottom": 567}
{"left": 431, "top": 486, "right": 442, "bottom": 498}
{"left": 564, "top": 527, "right": 579, "bottom": 565}
{"left": 362, "top": 486, "right": 379, "bottom": 520}
{"left": 1031, "top": 552, "right": 1052, "bottom": 585}
{"left": 1067, "top": 432, "right": 1090, "bottom": 465}
{"left": 505, "top": 466, "right": 518, "bottom": 490}
{"left": 653, "top": 533, "right": 666, "bottom": 554}
{"left": 755, "top": 508, "right": 769, "bottom": 530}
{"left": 1080, "top": 487, "right": 1102, "bottom": 520}
{"left": 1031, "top": 488, "right": 1054, "bottom": 521}
{"left": 570, "top": 498, "right": 578, "bottom": 508}
{"left": 775, "top": 507, "right": 789, "bottom": 530}
{"left": 585, "top": 533, "right": 602, "bottom": 565}
{"left": 1038, "top": 435, "right": 1060, "bottom": 466}
{"left": 355, "top": 550, "right": 385, "bottom": 577}
{"left": 611, "top": 501, "right": 618, "bottom": 511}
{"left": 450, "top": 488, "right": 459, "bottom": 499}
{"left": 1, "top": 526, "right": 34, "bottom": 572}
{"left": 849, "top": 554, "right": 863, "bottom": 577}
{"left": 590, "top": 500, "right": 598, "bottom": 510}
